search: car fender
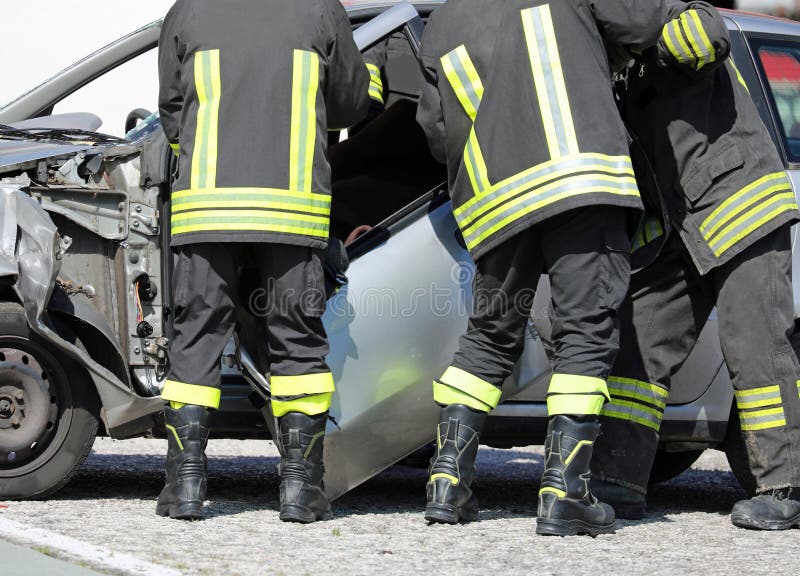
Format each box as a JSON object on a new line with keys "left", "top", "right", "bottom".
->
{"left": 0, "top": 184, "right": 162, "bottom": 436}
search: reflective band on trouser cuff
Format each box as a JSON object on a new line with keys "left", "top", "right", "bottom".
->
{"left": 601, "top": 376, "right": 667, "bottom": 431}
{"left": 271, "top": 393, "right": 332, "bottom": 418}
{"left": 441, "top": 45, "right": 484, "bottom": 122}
{"left": 271, "top": 373, "right": 335, "bottom": 417}
{"left": 290, "top": 49, "right": 319, "bottom": 195}
{"left": 191, "top": 49, "right": 222, "bottom": 190}
{"left": 699, "top": 172, "right": 796, "bottom": 256}
{"left": 271, "top": 372, "right": 335, "bottom": 396}
{"left": 521, "top": 4, "right": 578, "bottom": 159}
{"left": 547, "top": 374, "right": 609, "bottom": 416}
{"left": 161, "top": 380, "right": 221, "bottom": 409}
{"left": 735, "top": 384, "right": 782, "bottom": 410}
{"left": 366, "top": 63, "right": 384, "bottom": 103}
{"left": 600, "top": 399, "right": 663, "bottom": 431}
{"left": 433, "top": 366, "right": 502, "bottom": 413}
{"left": 740, "top": 406, "right": 786, "bottom": 431}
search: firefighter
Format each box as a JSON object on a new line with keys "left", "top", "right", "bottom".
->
{"left": 156, "top": 0, "right": 368, "bottom": 522}
{"left": 591, "top": 1, "right": 800, "bottom": 530}
{"left": 416, "top": 0, "right": 666, "bottom": 536}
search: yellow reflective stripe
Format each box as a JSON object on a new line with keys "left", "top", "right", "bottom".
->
{"left": 271, "top": 393, "right": 332, "bottom": 417}
{"left": 539, "top": 487, "right": 566, "bottom": 498}
{"left": 739, "top": 406, "right": 786, "bottom": 431}
{"left": 171, "top": 188, "right": 331, "bottom": 216}
{"left": 161, "top": 379, "right": 221, "bottom": 409}
{"left": 645, "top": 217, "right": 664, "bottom": 243}
{"left": 453, "top": 153, "right": 634, "bottom": 219}
{"left": 671, "top": 19, "right": 695, "bottom": 64}
{"left": 607, "top": 376, "right": 667, "bottom": 410}
{"left": 684, "top": 10, "right": 715, "bottom": 69}
{"left": 433, "top": 381, "right": 493, "bottom": 413}
{"left": 441, "top": 45, "right": 483, "bottom": 122}
{"left": 170, "top": 142, "right": 180, "bottom": 157}
{"left": 165, "top": 424, "right": 184, "bottom": 451}
{"left": 548, "top": 374, "right": 609, "bottom": 397}
{"left": 440, "top": 366, "right": 502, "bottom": 408}
{"left": 547, "top": 394, "right": 606, "bottom": 416}
{"left": 710, "top": 193, "right": 798, "bottom": 257}
{"left": 662, "top": 20, "right": 686, "bottom": 63}
{"left": 172, "top": 209, "right": 328, "bottom": 225}
{"left": 271, "top": 373, "right": 335, "bottom": 396}
{"left": 191, "top": 49, "right": 222, "bottom": 190}
{"left": 464, "top": 127, "right": 489, "bottom": 194}
{"left": 563, "top": 440, "right": 593, "bottom": 468}
{"left": 521, "top": 5, "right": 578, "bottom": 159}
{"left": 430, "top": 473, "right": 459, "bottom": 485}
{"left": 729, "top": 58, "right": 749, "bottom": 92}
{"left": 366, "top": 63, "right": 384, "bottom": 103}
{"left": 701, "top": 173, "right": 791, "bottom": 239}
{"left": 169, "top": 401, "right": 186, "bottom": 409}
{"left": 735, "top": 384, "right": 782, "bottom": 409}
{"left": 601, "top": 400, "right": 662, "bottom": 431}
{"left": 289, "top": 50, "right": 319, "bottom": 194}
{"left": 172, "top": 218, "right": 328, "bottom": 239}
{"left": 463, "top": 173, "right": 638, "bottom": 250}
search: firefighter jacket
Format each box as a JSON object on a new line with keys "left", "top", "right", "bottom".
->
{"left": 625, "top": 0, "right": 800, "bottom": 274}
{"left": 416, "top": 0, "right": 667, "bottom": 260}
{"left": 158, "top": 0, "right": 370, "bottom": 248}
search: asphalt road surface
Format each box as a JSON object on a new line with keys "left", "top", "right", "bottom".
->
{"left": 1, "top": 438, "right": 798, "bottom": 576}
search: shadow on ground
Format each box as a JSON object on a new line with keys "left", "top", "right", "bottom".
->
{"left": 48, "top": 446, "right": 748, "bottom": 524}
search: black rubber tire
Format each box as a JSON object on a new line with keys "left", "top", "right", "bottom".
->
{"left": 0, "top": 301, "right": 99, "bottom": 499}
{"left": 723, "top": 406, "right": 757, "bottom": 496}
{"left": 648, "top": 449, "right": 705, "bottom": 485}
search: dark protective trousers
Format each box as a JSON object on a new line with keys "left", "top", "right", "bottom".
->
{"left": 161, "top": 243, "right": 331, "bottom": 410}
{"left": 434, "top": 206, "right": 631, "bottom": 415}
{"left": 592, "top": 227, "right": 800, "bottom": 492}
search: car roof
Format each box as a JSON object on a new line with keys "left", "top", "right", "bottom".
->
{"left": 721, "top": 8, "right": 800, "bottom": 35}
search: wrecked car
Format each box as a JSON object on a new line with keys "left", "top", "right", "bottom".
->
{"left": 1, "top": 2, "right": 799, "bottom": 500}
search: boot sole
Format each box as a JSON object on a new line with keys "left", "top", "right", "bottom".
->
{"left": 279, "top": 503, "right": 333, "bottom": 524}
{"left": 731, "top": 511, "right": 800, "bottom": 531}
{"left": 536, "top": 517, "right": 616, "bottom": 537}
{"left": 424, "top": 502, "right": 479, "bottom": 524}
{"left": 155, "top": 501, "right": 205, "bottom": 521}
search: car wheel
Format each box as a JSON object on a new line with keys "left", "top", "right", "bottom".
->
{"left": 648, "top": 449, "right": 704, "bottom": 484}
{"left": 0, "top": 301, "right": 99, "bottom": 499}
{"left": 722, "top": 406, "right": 757, "bottom": 496}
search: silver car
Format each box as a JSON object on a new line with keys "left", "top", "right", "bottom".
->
{"left": 1, "top": 2, "right": 798, "bottom": 500}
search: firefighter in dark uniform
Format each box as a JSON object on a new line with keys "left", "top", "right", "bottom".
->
{"left": 417, "top": 0, "right": 667, "bottom": 536}
{"left": 591, "top": 1, "right": 800, "bottom": 530}
{"left": 156, "top": 0, "right": 368, "bottom": 522}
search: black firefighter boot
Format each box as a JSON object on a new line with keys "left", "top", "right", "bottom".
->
{"left": 536, "top": 415, "right": 616, "bottom": 536}
{"left": 156, "top": 404, "right": 210, "bottom": 520}
{"left": 731, "top": 488, "right": 800, "bottom": 530}
{"left": 277, "top": 412, "right": 333, "bottom": 523}
{"left": 425, "top": 404, "right": 487, "bottom": 524}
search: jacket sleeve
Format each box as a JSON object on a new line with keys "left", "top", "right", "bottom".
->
{"left": 415, "top": 39, "right": 447, "bottom": 165}
{"left": 324, "top": 0, "right": 370, "bottom": 130}
{"left": 158, "top": 1, "right": 187, "bottom": 156}
{"left": 590, "top": 0, "right": 668, "bottom": 51}
{"left": 362, "top": 39, "right": 389, "bottom": 105}
{"left": 656, "top": 0, "right": 730, "bottom": 73}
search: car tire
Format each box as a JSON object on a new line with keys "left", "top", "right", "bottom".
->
{"left": 0, "top": 301, "right": 99, "bottom": 499}
{"left": 722, "top": 406, "right": 757, "bottom": 496}
{"left": 648, "top": 449, "right": 705, "bottom": 484}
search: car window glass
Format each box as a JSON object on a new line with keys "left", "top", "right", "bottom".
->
{"left": 52, "top": 48, "right": 158, "bottom": 137}
{"left": 754, "top": 40, "right": 800, "bottom": 162}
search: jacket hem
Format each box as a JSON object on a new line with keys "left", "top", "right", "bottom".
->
{"left": 170, "top": 231, "right": 328, "bottom": 250}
